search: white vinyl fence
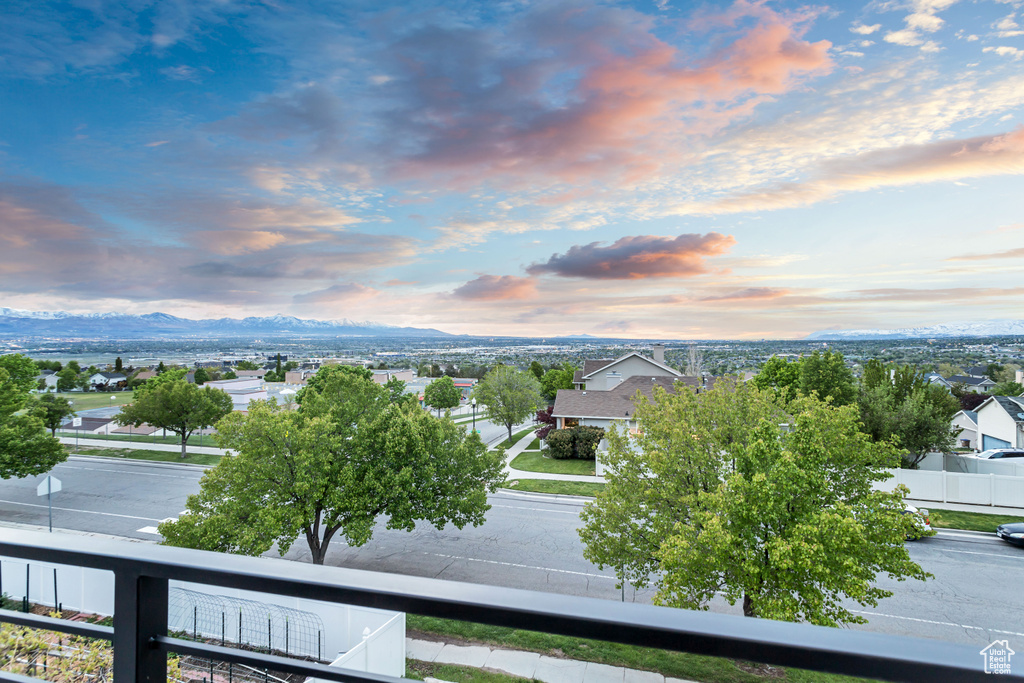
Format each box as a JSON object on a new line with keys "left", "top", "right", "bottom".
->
{"left": 875, "top": 469, "right": 1024, "bottom": 508}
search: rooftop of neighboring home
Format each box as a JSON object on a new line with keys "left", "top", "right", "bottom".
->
{"left": 984, "top": 395, "right": 1024, "bottom": 422}
{"left": 553, "top": 375, "right": 701, "bottom": 420}
{"left": 954, "top": 409, "right": 978, "bottom": 425}
{"left": 947, "top": 375, "right": 996, "bottom": 386}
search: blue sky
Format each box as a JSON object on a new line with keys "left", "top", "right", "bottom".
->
{"left": 1, "top": 0, "right": 1022, "bottom": 338}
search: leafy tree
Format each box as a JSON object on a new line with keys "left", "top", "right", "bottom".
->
{"left": 431, "top": 364, "right": 441, "bottom": 377}
{"left": 750, "top": 356, "right": 800, "bottom": 404}
{"left": 540, "top": 363, "right": 576, "bottom": 401}
{"left": 798, "top": 350, "right": 855, "bottom": 405}
{"left": 471, "top": 366, "right": 544, "bottom": 442}
{"left": 534, "top": 406, "right": 556, "bottom": 440}
{"left": 282, "top": 361, "right": 299, "bottom": 373}
{"left": 937, "top": 363, "right": 962, "bottom": 378}
{"left": 579, "top": 379, "right": 929, "bottom": 626}
{"left": 383, "top": 376, "right": 415, "bottom": 408}
{"left": 263, "top": 370, "right": 281, "bottom": 382}
{"left": 529, "top": 361, "right": 544, "bottom": 380}
{"left": 56, "top": 367, "right": 79, "bottom": 392}
{"left": 424, "top": 375, "right": 461, "bottom": 416}
{"left": 0, "top": 354, "right": 40, "bottom": 395}
{"left": 135, "top": 368, "right": 188, "bottom": 395}
{"left": 235, "top": 360, "right": 260, "bottom": 371}
{"left": 156, "top": 361, "right": 166, "bottom": 374}
{"left": 991, "top": 380, "right": 1024, "bottom": 396}
{"left": 0, "top": 368, "right": 67, "bottom": 479}
{"left": 114, "top": 356, "right": 123, "bottom": 373}
{"left": 35, "top": 359, "right": 62, "bottom": 372}
{"left": 275, "top": 354, "right": 283, "bottom": 376}
{"left": 223, "top": 369, "right": 238, "bottom": 380}
{"left": 193, "top": 368, "right": 210, "bottom": 385}
{"left": 957, "top": 391, "right": 987, "bottom": 412}
{"left": 116, "top": 380, "right": 233, "bottom": 458}
{"left": 31, "top": 394, "right": 76, "bottom": 436}
{"left": 295, "top": 364, "right": 373, "bottom": 404}
{"left": 160, "top": 372, "right": 504, "bottom": 564}
{"left": 66, "top": 360, "right": 81, "bottom": 374}
{"left": 858, "top": 363, "right": 959, "bottom": 467}
{"left": 443, "top": 365, "right": 458, "bottom": 378}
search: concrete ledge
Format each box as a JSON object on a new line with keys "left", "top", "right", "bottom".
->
{"left": 484, "top": 648, "right": 540, "bottom": 678}
{"left": 433, "top": 644, "right": 491, "bottom": 668}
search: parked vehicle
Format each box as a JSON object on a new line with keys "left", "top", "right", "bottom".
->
{"left": 970, "top": 448, "right": 1024, "bottom": 459}
{"left": 996, "top": 523, "right": 1024, "bottom": 548}
{"left": 903, "top": 504, "right": 932, "bottom": 541}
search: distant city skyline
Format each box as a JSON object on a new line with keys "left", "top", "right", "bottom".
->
{"left": 2, "top": 0, "right": 1022, "bottom": 339}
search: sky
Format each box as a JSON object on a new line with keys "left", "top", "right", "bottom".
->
{"left": 1, "top": 0, "right": 1022, "bottom": 339}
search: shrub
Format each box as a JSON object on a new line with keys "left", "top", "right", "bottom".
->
{"left": 545, "top": 426, "right": 605, "bottom": 459}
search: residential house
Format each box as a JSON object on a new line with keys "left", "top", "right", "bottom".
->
{"left": 36, "top": 370, "right": 58, "bottom": 392}
{"left": 284, "top": 369, "right": 315, "bottom": 384}
{"left": 554, "top": 346, "right": 702, "bottom": 431}
{"left": 975, "top": 395, "right": 1024, "bottom": 450}
{"left": 946, "top": 375, "right": 997, "bottom": 394}
{"left": 205, "top": 377, "right": 267, "bottom": 412}
{"left": 88, "top": 372, "right": 127, "bottom": 390}
{"left": 951, "top": 409, "right": 978, "bottom": 450}
{"left": 234, "top": 369, "right": 267, "bottom": 379}
{"left": 371, "top": 369, "right": 414, "bottom": 385}
{"left": 924, "top": 373, "right": 953, "bottom": 391}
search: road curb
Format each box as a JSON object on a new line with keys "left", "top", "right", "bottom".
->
{"left": 496, "top": 488, "right": 594, "bottom": 504}
{"left": 68, "top": 454, "right": 214, "bottom": 471}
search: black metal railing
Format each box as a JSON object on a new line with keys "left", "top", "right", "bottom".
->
{"left": 0, "top": 528, "right": 1017, "bottom": 683}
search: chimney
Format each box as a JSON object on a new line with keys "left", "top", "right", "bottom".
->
{"left": 652, "top": 344, "right": 665, "bottom": 364}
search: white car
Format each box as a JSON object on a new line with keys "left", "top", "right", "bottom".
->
{"left": 970, "top": 448, "right": 1024, "bottom": 460}
{"left": 903, "top": 503, "right": 932, "bottom": 540}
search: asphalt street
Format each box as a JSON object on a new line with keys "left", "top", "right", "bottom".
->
{"left": 1, "top": 457, "right": 1021, "bottom": 649}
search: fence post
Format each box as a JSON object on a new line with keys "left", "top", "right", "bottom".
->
{"left": 990, "top": 473, "right": 995, "bottom": 507}
{"left": 942, "top": 471, "right": 947, "bottom": 504}
{"left": 113, "top": 571, "right": 168, "bottom": 683}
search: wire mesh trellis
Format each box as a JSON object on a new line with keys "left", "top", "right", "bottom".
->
{"left": 168, "top": 587, "right": 326, "bottom": 660}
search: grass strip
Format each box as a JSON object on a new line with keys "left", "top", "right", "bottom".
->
{"left": 407, "top": 616, "right": 869, "bottom": 683}
{"left": 510, "top": 450, "right": 596, "bottom": 476}
{"left": 503, "top": 479, "right": 604, "bottom": 497}
{"left": 494, "top": 426, "right": 537, "bottom": 450}
{"left": 69, "top": 446, "right": 222, "bottom": 466}
{"left": 58, "top": 431, "right": 199, "bottom": 446}
{"left": 54, "top": 392, "right": 133, "bottom": 411}
{"left": 406, "top": 660, "right": 524, "bottom": 683}
{"left": 926, "top": 507, "right": 1024, "bottom": 532}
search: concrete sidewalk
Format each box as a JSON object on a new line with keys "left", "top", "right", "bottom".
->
{"left": 59, "top": 436, "right": 230, "bottom": 456}
{"left": 408, "top": 638, "right": 695, "bottom": 683}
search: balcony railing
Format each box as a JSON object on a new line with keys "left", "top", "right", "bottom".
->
{"left": 0, "top": 528, "right": 1017, "bottom": 683}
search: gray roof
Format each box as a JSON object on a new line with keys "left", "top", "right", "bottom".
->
{"left": 991, "top": 396, "right": 1024, "bottom": 423}
{"left": 948, "top": 375, "right": 995, "bottom": 386}
{"left": 962, "top": 409, "right": 978, "bottom": 423}
{"left": 94, "top": 372, "right": 126, "bottom": 380}
{"left": 553, "top": 376, "right": 701, "bottom": 420}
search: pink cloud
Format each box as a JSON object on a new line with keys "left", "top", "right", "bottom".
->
{"left": 527, "top": 233, "right": 736, "bottom": 280}
{"left": 701, "top": 287, "right": 790, "bottom": 302}
{"left": 452, "top": 275, "right": 537, "bottom": 301}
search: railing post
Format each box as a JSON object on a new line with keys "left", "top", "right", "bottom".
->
{"left": 113, "top": 571, "right": 168, "bottom": 683}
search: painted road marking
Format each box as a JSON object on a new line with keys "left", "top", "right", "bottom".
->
{"left": 56, "top": 464, "right": 201, "bottom": 479}
{"left": 0, "top": 498, "right": 164, "bottom": 522}
{"left": 849, "top": 610, "right": 1024, "bottom": 638}
{"left": 137, "top": 526, "right": 161, "bottom": 535}
{"left": 937, "top": 548, "right": 1023, "bottom": 560}
{"left": 491, "top": 504, "right": 579, "bottom": 516}
{"left": 427, "top": 552, "right": 614, "bottom": 580}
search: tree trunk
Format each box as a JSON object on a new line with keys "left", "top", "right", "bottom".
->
{"left": 742, "top": 593, "right": 756, "bottom": 617}
{"left": 507, "top": 424, "right": 513, "bottom": 443}
{"left": 180, "top": 434, "right": 188, "bottom": 459}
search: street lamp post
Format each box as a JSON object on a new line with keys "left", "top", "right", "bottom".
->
{"left": 471, "top": 398, "right": 477, "bottom": 434}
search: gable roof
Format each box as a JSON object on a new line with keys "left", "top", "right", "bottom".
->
{"left": 92, "top": 372, "right": 126, "bottom": 380}
{"left": 977, "top": 395, "right": 1024, "bottom": 422}
{"left": 947, "top": 375, "right": 996, "bottom": 386}
{"left": 553, "top": 376, "right": 699, "bottom": 420}
{"left": 953, "top": 409, "right": 978, "bottom": 425}
{"left": 580, "top": 351, "right": 680, "bottom": 380}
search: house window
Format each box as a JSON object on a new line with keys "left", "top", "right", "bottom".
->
{"left": 564, "top": 418, "right": 579, "bottom": 428}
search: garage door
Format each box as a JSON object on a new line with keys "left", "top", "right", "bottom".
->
{"left": 983, "top": 434, "right": 1012, "bottom": 450}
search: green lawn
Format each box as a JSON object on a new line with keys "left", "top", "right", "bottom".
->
{"left": 69, "top": 446, "right": 222, "bottom": 466}
{"left": 494, "top": 426, "right": 537, "bottom": 449}
{"left": 510, "top": 450, "right": 596, "bottom": 476}
{"left": 406, "top": 616, "right": 870, "bottom": 683}
{"left": 54, "top": 392, "right": 133, "bottom": 411}
{"left": 406, "top": 660, "right": 523, "bottom": 683}
{"left": 503, "top": 479, "right": 605, "bottom": 497}
{"left": 926, "top": 508, "right": 1024, "bottom": 532}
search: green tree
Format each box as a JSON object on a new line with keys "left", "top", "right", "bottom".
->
{"left": 66, "top": 360, "right": 81, "bottom": 374}
{"left": 383, "top": 376, "right": 415, "bottom": 408}
{"left": 424, "top": 375, "right": 461, "bottom": 416}
{"left": 160, "top": 372, "right": 504, "bottom": 564}
{"left": 56, "top": 366, "right": 79, "bottom": 392}
{"left": 858, "top": 362, "right": 959, "bottom": 467}
{"left": 223, "top": 369, "right": 238, "bottom": 380}
{"left": 579, "top": 379, "right": 929, "bottom": 626}
{"left": 193, "top": 368, "right": 210, "bottom": 385}
{"left": 991, "top": 380, "right": 1024, "bottom": 396}
{"left": 156, "top": 361, "right": 166, "bottom": 374}
{"left": 114, "top": 356, "right": 123, "bottom": 373}
{"left": 0, "top": 368, "right": 67, "bottom": 479}
{"left": 798, "top": 350, "right": 855, "bottom": 405}
{"left": 283, "top": 361, "right": 298, "bottom": 373}
{"left": 540, "top": 363, "right": 576, "bottom": 401}
{"left": 295, "top": 364, "right": 373, "bottom": 404}
{"left": 31, "top": 393, "right": 76, "bottom": 436}
{"left": 116, "top": 380, "right": 233, "bottom": 458}
{"left": 0, "top": 354, "right": 40, "bottom": 395}
{"left": 235, "top": 360, "right": 260, "bottom": 371}
{"left": 750, "top": 356, "right": 800, "bottom": 404}
{"left": 35, "top": 360, "right": 62, "bottom": 372}
{"left": 471, "top": 366, "right": 544, "bottom": 442}
{"left": 529, "top": 361, "right": 544, "bottom": 380}
{"left": 275, "top": 354, "right": 283, "bottom": 376}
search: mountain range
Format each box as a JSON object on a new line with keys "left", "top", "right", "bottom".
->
{"left": 806, "top": 320, "right": 1024, "bottom": 340}
{"left": 0, "top": 308, "right": 453, "bottom": 338}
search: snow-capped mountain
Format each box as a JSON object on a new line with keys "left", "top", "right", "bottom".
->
{"left": 806, "top": 320, "right": 1024, "bottom": 340}
{"left": 0, "top": 308, "right": 452, "bottom": 338}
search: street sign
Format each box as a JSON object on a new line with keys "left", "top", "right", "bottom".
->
{"left": 37, "top": 475, "right": 62, "bottom": 496}
{"left": 72, "top": 417, "right": 82, "bottom": 427}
